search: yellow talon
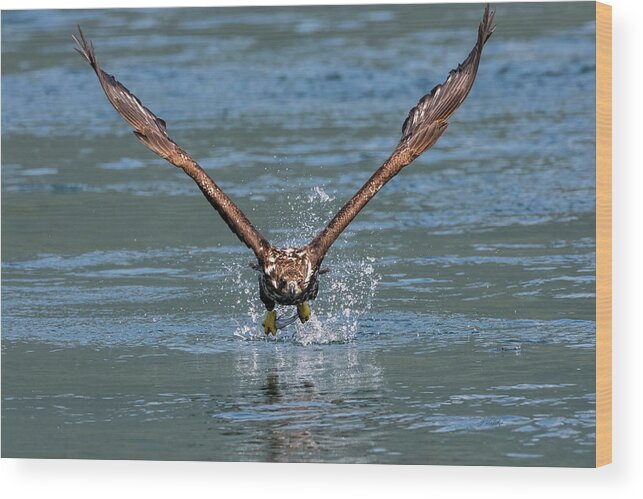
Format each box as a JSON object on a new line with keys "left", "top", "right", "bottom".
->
{"left": 263, "top": 310, "right": 277, "bottom": 336}
{"left": 297, "top": 301, "right": 311, "bottom": 323}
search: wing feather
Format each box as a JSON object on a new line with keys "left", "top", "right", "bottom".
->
{"left": 400, "top": 4, "right": 495, "bottom": 155}
{"left": 73, "top": 27, "right": 270, "bottom": 259}
{"left": 308, "top": 4, "right": 495, "bottom": 263}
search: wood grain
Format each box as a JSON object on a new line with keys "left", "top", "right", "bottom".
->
{"left": 595, "top": 1, "right": 612, "bottom": 468}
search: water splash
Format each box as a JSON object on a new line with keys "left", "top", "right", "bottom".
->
{"left": 230, "top": 255, "right": 380, "bottom": 345}
{"left": 224, "top": 187, "right": 381, "bottom": 345}
{"left": 307, "top": 186, "right": 335, "bottom": 204}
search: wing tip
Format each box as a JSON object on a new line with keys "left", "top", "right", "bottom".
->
{"left": 73, "top": 25, "right": 98, "bottom": 68}
{"left": 400, "top": 4, "right": 495, "bottom": 145}
{"left": 480, "top": 4, "right": 497, "bottom": 44}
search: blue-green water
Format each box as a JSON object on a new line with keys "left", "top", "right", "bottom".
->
{"left": 2, "top": 3, "right": 596, "bottom": 465}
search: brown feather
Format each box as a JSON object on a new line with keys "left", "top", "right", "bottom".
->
{"left": 73, "top": 27, "right": 270, "bottom": 260}
{"left": 308, "top": 4, "right": 495, "bottom": 264}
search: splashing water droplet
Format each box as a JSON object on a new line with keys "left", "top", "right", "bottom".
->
{"left": 308, "top": 185, "right": 334, "bottom": 204}
{"left": 211, "top": 185, "right": 381, "bottom": 344}
{"left": 220, "top": 252, "right": 380, "bottom": 345}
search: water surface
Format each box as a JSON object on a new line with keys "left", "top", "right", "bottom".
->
{"left": 2, "top": 3, "right": 596, "bottom": 465}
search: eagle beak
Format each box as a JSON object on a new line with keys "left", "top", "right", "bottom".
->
{"left": 287, "top": 281, "right": 301, "bottom": 299}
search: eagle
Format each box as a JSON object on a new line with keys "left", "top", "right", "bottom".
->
{"left": 73, "top": 5, "right": 495, "bottom": 335}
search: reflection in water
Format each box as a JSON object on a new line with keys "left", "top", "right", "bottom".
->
{"left": 217, "top": 345, "right": 384, "bottom": 462}
{"left": 261, "top": 372, "right": 320, "bottom": 462}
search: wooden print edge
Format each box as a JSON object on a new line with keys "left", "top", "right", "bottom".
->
{"left": 595, "top": 1, "right": 612, "bottom": 468}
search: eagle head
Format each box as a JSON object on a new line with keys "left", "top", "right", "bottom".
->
{"left": 258, "top": 247, "right": 317, "bottom": 306}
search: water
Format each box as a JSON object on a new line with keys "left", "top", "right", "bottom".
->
{"left": 1, "top": 3, "right": 597, "bottom": 465}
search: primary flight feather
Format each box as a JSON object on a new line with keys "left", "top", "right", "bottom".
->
{"left": 74, "top": 4, "right": 495, "bottom": 335}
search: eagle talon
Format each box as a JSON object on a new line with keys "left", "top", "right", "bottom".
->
{"left": 263, "top": 310, "right": 277, "bottom": 336}
{"left": 297, "top": 301, "right": 311, "bottom": 323}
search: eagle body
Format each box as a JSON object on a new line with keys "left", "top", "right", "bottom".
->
{"left": 73, "top": 5, "right": 495, "bottom": 335}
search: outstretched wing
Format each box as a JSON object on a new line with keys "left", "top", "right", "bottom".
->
{"left": 73, "top": 27, "right": 270, "bottom": 260}
{"left": 308, "top": 4, "right": 495, "bottom": 264}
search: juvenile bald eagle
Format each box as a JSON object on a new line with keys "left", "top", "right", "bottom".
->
{"left": 74, "top": 5, "right": 495, "bottom": 335}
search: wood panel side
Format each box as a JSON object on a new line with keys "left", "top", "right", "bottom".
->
{"left": 595, "top": 1, "right": 612, "bottom": 468}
